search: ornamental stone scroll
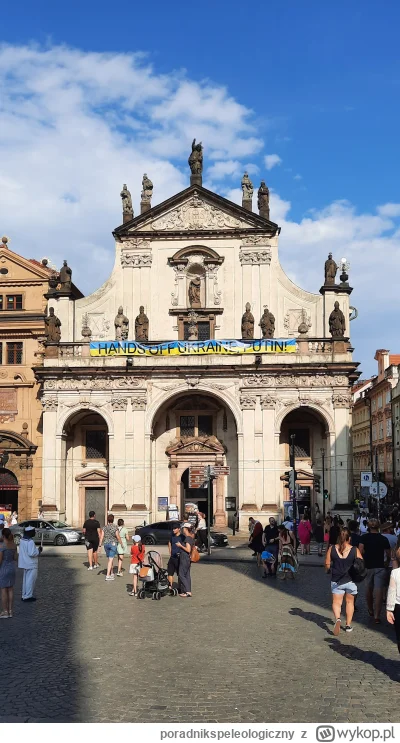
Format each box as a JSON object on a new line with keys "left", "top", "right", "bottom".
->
{"left": 111, "top": 398, "right": 129, "bottom": 412}
{"left": 121, "top": 252, "right": 152, "bottom": 268}
{"left": 239, "top": 249, "right": 271, "bottom": 265}
{"left": 260, "top": 395, "right": 276, "bottom": 410}
{"left": 131, "top": 396, "right": 147, "bottom": 411}
{"left": 240, "top": 396, "right": 257, "bottom": 410}
{"left": 42, "top": 397, "right": 58, "bottom": 412}
{"left": 332, "top": 393, "right": 351, "bottom": 408}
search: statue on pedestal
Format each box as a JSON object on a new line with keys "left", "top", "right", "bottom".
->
{"left": 120, "top": 184, "right": 133, "bottom": 218}
{"left": 135, "top": 306, "right": 149, "bottom": 341}
{"left": 188, "top": 276, "right": 201, "bottom": 307}
{"left": 329, "top": 301, "right": 346, "bottom": 338}
{"left": 241, "top": 173, "right": 253, "bottom": 201}
{"left": 59, "top": 260, "right": 72, "bottom": 291}
{"left": 114, "top": 306, "right": 129, "bottom": 341}
{"left": 44, "top": 307, "right": 61, "bottom": 343}
{"left": 324, "top": 253, "right": 338, "bottom": 285}
{"left": 259, "top": 306, "right": 275, "bottom": 338}
{"left": 141, "top": 174, "right": 153, "bottom": 204}
{"left": 257, "top": 181, "right": 270, "bottom": 218}
{"left": 188, "top": 139, "right": 203, "bottom": 175}
{"left": 241, "top": 302, "right": 254, "bottom": 339}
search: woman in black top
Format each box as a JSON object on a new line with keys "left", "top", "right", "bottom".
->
{"left": 176, "top": 524, "right": 194, "bottom": 598}
{"left": 262, "top": 517, "right": 280, "bottom": 577}
{"left": 329, "top": 516, "right": 341, "bottom": 546}
{"left": 325, "top": 527, "right": 363, "bottom": 635}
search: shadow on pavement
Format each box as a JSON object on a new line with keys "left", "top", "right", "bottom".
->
{"left": 5, "top": 556, "right": 84, "bottom": 721}
{"left": 289, "top": 606, "right": 333, "bottom": 634}
{"left": 325, "top": 638, "right": 400, "bottom": 683}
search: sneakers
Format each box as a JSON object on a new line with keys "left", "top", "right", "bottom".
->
{"left": 344, "top": 625, "right": 353, "bottom": 633}
{"left": 93, "top": 564, "right": 100, "bottom": 569}
{"left": 105, "top": 575, "right": 115, "bottom": 581}
{"left": 88, "top": 566, "right": 93, "bottom": 571}
{"left": 129, "top": 591, "right": 137, "bottom": 597}
{"left": 116, "top": 572, "right": 123, "bottom": 577}
{"left": 333, "top": 619, "right": 341, "bottom": 636}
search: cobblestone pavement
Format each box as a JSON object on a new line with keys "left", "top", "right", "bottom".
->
{"left": 3, "top": 555, "right": 400, "bottom": 723}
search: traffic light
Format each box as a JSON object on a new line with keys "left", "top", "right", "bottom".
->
{"left": 283, "top": 471, "right": 290, "bottom": 488}
{"left": 314, "top": 477, "right": 321, "bottom": 494}
{"left": 323, "top": 489, "right": 329, "bottom": 500}
{"left": 289, "top": 469, "right": 296, "bottom": 491}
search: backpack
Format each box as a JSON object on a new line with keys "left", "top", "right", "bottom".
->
{"left": 349, "top": 556, "right": 367, "bottom": 583}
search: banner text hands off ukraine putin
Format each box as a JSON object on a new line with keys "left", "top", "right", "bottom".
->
{"left": 90, "top": 339, "right": 297, "bottom": 357}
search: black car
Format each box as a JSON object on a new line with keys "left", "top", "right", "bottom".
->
{"left": 135, "top": 520, "right": 228, "bottom": 547}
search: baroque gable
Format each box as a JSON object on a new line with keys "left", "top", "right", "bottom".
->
{"left": 166, "top": 435, "right": 226, "bottom": 456}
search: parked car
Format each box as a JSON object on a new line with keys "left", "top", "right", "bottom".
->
{"left": 135, "top": 520, "right": 229, "bottom": 547}
{"left": 10, "top": 519, "right": 84, "bottom": 547}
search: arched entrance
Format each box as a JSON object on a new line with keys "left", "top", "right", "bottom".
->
{"left": 151, "top": 392, "right": 238, "bottom": 526}
{"left": 0, "top": 469, "right": 19, "bottom": 513}
{"left": 62, "top": 410, "right": 109, "bottom": 525}
{"left": 279, "top": 406, "right": 330, "bottom": 517}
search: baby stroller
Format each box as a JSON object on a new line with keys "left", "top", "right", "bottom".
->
{"left": 137, "top": 550, "right": 177, "bottom": 600}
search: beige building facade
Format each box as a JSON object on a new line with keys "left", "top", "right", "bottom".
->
{"left": 36, "top": 172, "right": 360, "bottom": 528}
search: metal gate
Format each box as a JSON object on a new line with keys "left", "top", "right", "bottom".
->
{"left": 85, "top": 487, "right": 106, "bottom": 526}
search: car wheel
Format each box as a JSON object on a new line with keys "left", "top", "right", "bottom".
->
{"left": 55, "top": 534, "right": 67, "bottom": 546}
{"left": 142, "top": 535, "right": 156, "bottom": 545}
{"left": 13, "top": 534, "right": 21, "bottom": 546}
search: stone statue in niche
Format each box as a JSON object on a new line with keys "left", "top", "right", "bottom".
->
{"left": 114, "top": 306, "right": 129, "bottom": 341}
{"left": 135, "top": 305, "right": 149, "bottom": 341}
{"left": 329, "top": 301, "right": 346, "bottom": 338}
{"left": 259, "top": 306, "right": 275, "bottom": 338}
{"left": 241, "top": 173, "right": 253, "bottom": 201}
{"left": 241, "top": 302, "right": 255, "bottom": 339}
{"left": 44, "top": 307, "right": 61, "bottom": 343}
{"left": 59, "top": 260, "right": 72, "bottom": 291}
{"left": 188, "top": 276, "right": 201, "bottom": 307}
{"left": 188, "top": 139, "right": 203, "bottom": 175}
{"left": 120, "top": 184, "right": 133, "bottom": 216}
{"left": 324, "top": 252, "right": 338, "bottom": 285}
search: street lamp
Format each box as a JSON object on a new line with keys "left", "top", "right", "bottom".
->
{"left": 321, "top": 447, "right": 326, "bottom": 523}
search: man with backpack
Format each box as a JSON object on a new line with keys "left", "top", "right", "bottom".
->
{"left": 359, "top": 519, "right": 391, "bottom": 624}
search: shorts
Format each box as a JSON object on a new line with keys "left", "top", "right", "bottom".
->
{"left": 365, "top": 567, "right": 387, "bottom": 590}
{"left": 129, "top": 563, "right": 140, "bottom": 575}
{"left": 85, "top": 540, "right": 99, "bottom": 552}
{"left": 331, "top": 580, "right": 358, "bottom": 595}
{"left": 167, "top": 556, "right": 179, "bottom": 577}
{"left": 104, "top": 543, "right": 118, "bottom": 558}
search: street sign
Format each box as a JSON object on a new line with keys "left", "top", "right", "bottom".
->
{"left": 361, "top": 471, "right": 372, "bottom": 486}
{"left": 211, "top": 466, "right": 230, "bottom": 477}
{"left": 369, "top": 482, "right": 388, "bottom": 499}
{"left": 189, "top": 466, "right": 207, "bottom": 489}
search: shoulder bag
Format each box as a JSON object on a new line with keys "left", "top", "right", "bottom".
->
{"left": 190, "top": 544, "right": 200, "bottom": 563}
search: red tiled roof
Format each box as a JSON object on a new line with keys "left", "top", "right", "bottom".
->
{"left": 29, "top": 259, "right": 54, "bottom": 274}
{"left": 389, "top": 355, "right": 400, "bottom": 365}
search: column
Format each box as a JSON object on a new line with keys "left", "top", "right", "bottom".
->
{"left": 110, "top": 399, "right": 128, "bottom": 506}
{"left": 332, "top": 397, "right": 351, "bottom": 504}
{"left": 131, "top": 396, "right": 147, "bottom": 509}
{"left": 41, "top": 402, "right": 59, "bottom": 508}
{"left": 260, "top": 396, "right": 277, "bottom": 509}
{"left": 240, "top": 396, "right": 257, "bottom": 507}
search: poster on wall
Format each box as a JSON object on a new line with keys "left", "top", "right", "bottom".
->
{"left": 90, "top": 338, "right": 297, "bottom": 358}
{"left": 158, "top": 497, "right": 168, "bottom": 512}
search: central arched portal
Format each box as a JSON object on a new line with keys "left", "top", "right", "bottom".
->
{"left": 152, "top": 392, "right": 238, "bottom": 526}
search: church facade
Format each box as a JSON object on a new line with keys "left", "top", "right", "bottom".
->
{"left": 35, "top": 151, "right": 359, "bottom": 528}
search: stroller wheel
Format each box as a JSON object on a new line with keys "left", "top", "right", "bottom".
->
{"left": 138, "top": 589, "right": 146, "bottom": 599}
{"left": 155, "top": 591, "right": 161, "bottom": 600}
{"left": 170, "top": 588, "right": 178, "bottom": 597}
{"left": 152, "top": 592, "right": 157, "bottom": 600}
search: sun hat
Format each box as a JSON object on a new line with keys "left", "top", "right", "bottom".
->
{"left": 132, "top": 534, "right": 141, "bottom": 543}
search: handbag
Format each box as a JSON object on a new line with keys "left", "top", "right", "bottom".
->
{"left": 139, "top": 565, "right": 151, "bottom": 578}
{"left": 349, "top": 556, "right": 367, "bottom": 583}
{"left": 190, "top": 545, "right": 200, "bottom": 563}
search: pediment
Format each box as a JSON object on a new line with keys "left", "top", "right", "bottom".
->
{"left": 75, "top": 469, "right": 108, "bottom": 482}
{"left": 0, "top": 430, "right": 37, "bottom": 454}
{"left": 114, "top": 185, "right": 279, "bottom": 236}
{"left": 166, "top": 436, "right": 226, "bottom": 456}
{"left": 0, "top": 247, "right": 52, "bottom": 281}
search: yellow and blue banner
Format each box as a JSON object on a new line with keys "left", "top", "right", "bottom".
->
{"left": 90, "top": 338, "right": 297, "bottom": 357}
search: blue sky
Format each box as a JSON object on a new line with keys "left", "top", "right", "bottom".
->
{"left": 1, "top": 0, "right": 400, "bottom": 375}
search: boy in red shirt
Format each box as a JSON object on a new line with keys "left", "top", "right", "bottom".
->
{"left": 129, "top": 535, "right": 145, "bottom": 597}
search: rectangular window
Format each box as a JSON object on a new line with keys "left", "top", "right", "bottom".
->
{"left": 183, "top": 322, "right": 211, "bottom": 341}
{"left": 378, "top": 394, "right": 383, "bottom": 409}
{"left": 6, "top": 342, "right": 23, "bottom": 364}
{"left": 180, "top": 415, "right": 195, "bottom": 438}
{"left": 289, "top": 428, "right": 310, "bottom": 458}
{"left": 6, "top": 295, "right": 23, "bottom": 310}
{"left": 386, "top": 419, "right": 392, "bottom": 437}
{"left": 386, "top": 389, "right": 391, "bottom": 404}
{"left": 379, "top": 423, "right": 384, "bottom": 440}
{"left": 372, "top": 424, "right": 377, "bottom": 442}
{"left": 198, "top": 415, "right": 213, "bottom": 437}
{"left": 372, "top": 399, "right": 376, "bottom": 412}
{"left": 85, "top": 430, "right": 107, "bottom": 459}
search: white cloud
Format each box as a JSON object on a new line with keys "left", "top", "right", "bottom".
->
{"left": 264, "top": 154, "right": 282, "bottom": 170}
{"left": 293, "top": 174, "right": 302, "bottom": 181}
{"left": 207, "top": 160, "right": 242, "bottom": 180}
{"left": 377, "top": 203, "right": 400, "bottom": 218}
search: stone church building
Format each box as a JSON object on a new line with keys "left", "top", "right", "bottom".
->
{"left": 36, "top": 149, "right": 359, "bottom": 528}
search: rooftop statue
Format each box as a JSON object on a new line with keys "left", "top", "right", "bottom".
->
{"left": 188, "top": 139, "right": 203, "bottom": 175}
{"left": 324, "top": 253, "right": 338, "bottom": 286}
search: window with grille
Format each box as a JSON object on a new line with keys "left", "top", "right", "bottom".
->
{"left": 198, "top": 415, "right": 213, "bottom": 437}
{"left": 183, "top": 322, "right": 211, "bottom": 341}
{"left": 85, "top": 430, "right": 107, "bottom": 459}
{"left": 180, "top": 415, "right": 195, "bottom": 438}
{"left": 6, "top": 295, "right": 23, "bottom": 310}
{"left": 6, "top": 342, "right": 23, "bottom": 364}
